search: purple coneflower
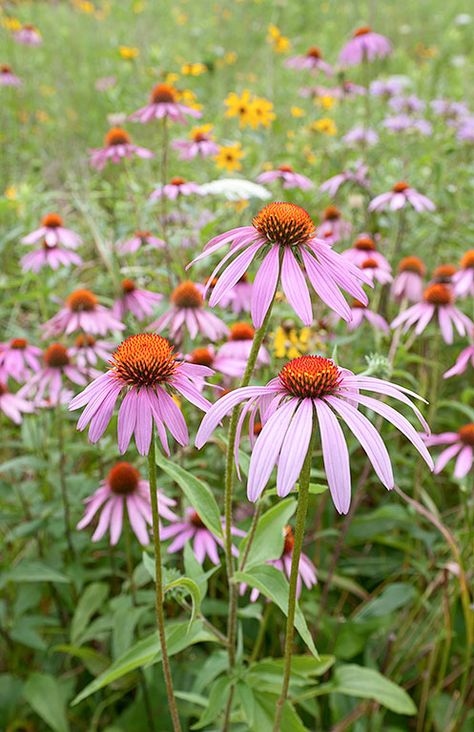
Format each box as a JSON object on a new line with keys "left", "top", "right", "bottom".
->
{"left": 431, "top": 264, "right": 457, "bottom": 285}
{"left": 342, "top": 300, "right": 389, "bottom": 333}
{"left": 285, "top": 47, "right": 333, "bottom": 76}
{"left": 320, "top": 162, "right": 370, "bottom": 197}
{"left": 369, "top": 181, "right": 435, "bottom": 213}
{"left": 316, "top": 206, "right": 352, "bottom": 244}
{"left": 23, "top": 343, "right": 87, "bottom": 404}
{"left": 89, "top": 128, "right": 154, "bottom": 170}
{"left": 130, "top": 82, "right": 201, "bottom": 124}
{"left": 77, "top": 461, "right": 177, "bottom": 545}
{"left": 69, "top": 334, "right": 115, "bottom": 369}
{"left": 196, "top": 354, "right": 432, "bottom": 514}
{"left": 161, "top": 507, "right": 241, "bottom": 565}
{"left": 118, "top": 230, "right": 165, "bottom": 255}
{"left": 0, "top": 382, "right": 33, "bottom": 424}
{"left": 444, "top": 339, "right": 474, "bottom": 379}
{"left": 14, "top": 24, "right": 42, "bottom": 46}
{"left": 113, "top": 279, "right": 163, "bottom": 321}
{"left": 172, "top": 125, "right": 219, "bottom": 160}
{"left": 339, "top": 26, "right": 392, "bottom": 66}
{"left": 149, "top": 281, "right": 228, "bottom": 342}
{"left": 391, "top": 283, "right": 473, "bottom": 344}
{"left": 189, "top": 202, "right": 369, "bottom": 328}
{"left": 22, "top": 213, "right": 82, "bottom": 250}
{"left": 150, "top": 176, "right": 203, "bottom": 201}
{"left": 0, "top": 338, "right": 42, "bottom": 383}
{"left": 43, "top": 289, "right": 125, "bottom": 338}
{"left": 425, "top": 425, "right": 474, "bottom": 479}
{"left": 389, "top": 95, "right": 425, "bottom": 114}
{"left": 256, "top": 164, "right": 313, "bottom": 191}
{"left": 431, "top": 99, "right": 468, "bottom": 120}
{"left": 21, "top": 242, "right": 82, "bottom": 273}
{"left": 206, "top": 274, "right": 252, "bottom": 314}
{"left": 453, "top": 251, "right": 474, "bottom": 298}
{"left": 391, "top": 256, "right": 425, "bottom": 303}
{"left": 342, "top": 235, "right": 389, "bottom": 269}
{"left": 218, "top": 322, "right": 270, "bottom": 368}
{"left": 187, "top": 346, "right": 247, "bottom": 382}
{"left": 69, "top": 333, "right": 212, "bottom": 455}
{"left": 359, "top": 256, "right": 393, "bottom": 285}
{"left": 0, "top": 64, "right": 22, "bottom": 86}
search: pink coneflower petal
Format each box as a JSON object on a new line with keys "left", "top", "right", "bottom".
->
{"left": 276, "top": 398, "right": 314, "bottom": 498}
{"left": 251, "top": 245, "right": 280, "bottom": 328}
{"left": 281, "top": 248, "right": 313, "bottom": 325}
{"left": 454, "top": 446, "right": 473, "bottom": 479}
{"left": 315, "top": 399, "right": 351, "bottom": 514}
{"left": 109, "top": 498, "right": 124, "bottom": 545}
{"left": 156, "top": 388, "right": 188, "bottom": 445}
{"left": 92, "top": 498, "right": 115, "bottom": 541}
{"left": 127, "top": 495, "right": 150, "bottom": 544}
{"left": 434, "top": 444, "right": 462, "bottom": 473}
{"left": 208, "top": 241, "right": 261, "bottom": 307}
{"left": 301, "top": 250, "right": 352, "bottom": 321}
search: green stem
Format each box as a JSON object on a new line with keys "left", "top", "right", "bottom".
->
{"left": 273, "top": 426, "right": 317, "bottom": 732}
{"left": 148, "top": 432, "right": 182, "bottom": 732}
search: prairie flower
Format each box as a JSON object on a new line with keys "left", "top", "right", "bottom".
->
{"left": 172, "top": 125, "right": 219, "bottom": 160}
{"left": 218, "top": 322, "right": 270, "bottom": 368}
{"left": 69, "top": 334, "right": 115, "bottom": 369}
{"left": 316, "top": 205, "right": 352, "bottom": 244}
{"left": 369, "top": 182, "right": 435, "bottom": 213}
{"left": 285, "top": 47, "right": 333, "bottom": 76}
{"left": 360, "top": 256, "right": 393, "bottom": 285}
{"left": 432, "top": 264, "right": 457, "bottom": 284}
{"left": 425, "top": 425, "right": 474, "bottom": 479}
{"left": 342, "top": 236, "right": 383, "bottom": 269}
{"left": 383, "top": 115, "right": 432, "bottom": 136}
{"left": 272, "top": 323, "right": 311, "bottom": 359}
{"left": 22, "top": 213, "right": 82, "bottom": 250}
{"left": 14, "top": 24, "right": 42, "bottom": 46}
{"left": 343, "top": 300, "right": 389, "bottom": 333}
{"left": 342, "top": 127, "right": 379, "bottom": 147}
{"left": 391, "top": 283, "right": 473, "bottom": 344}
{"left": 118, "top": 230, "right": 165, "bottom": 255}
{"left": 256, "top": 164, "right": 313, "bottom": 191}
{"left": 0, "top": 382, "right": 33, "bottom": 424}
{"left": 69, "top": 333, "right": 212, "bottom": 455}
{"left": 130, "top": 82, "right": 201, "bottom": 124}
{"left": 0, "top": 64, "right": 22, "bottom": 87}
{"left": 23, "top": 343, "right": 87, "bottom": 404}
{"left": 181, "top": 62, "right": 207, "bottom": 76}
{"left": 161, "top": 507, "right": 241, "bottom": 565}
{"left": 389, "top": 94, "right": 425, "bottom": 114}
{"left": 339, "top": 26, "right": 392, "bottom": 66}
{"left": 196, "top": 354, "right": 432, "bottom": 513}
{"left": 77, "top": 461, "right": 176, "bottom": 545}
{"left": 453, "top": 250, "right": 474, "bottom": 298}
{"left": 320, "top": 162, "right": 370, "bottom": 197}
{"left": 113, "top": 279, "right": 163, "bottom": 321}
{"left": 248, "top": 97, "right": 276, "bottom": 129}
{"left": 189, "top": 201, "right": 369, "bottom": 328}
{"left": 187, "top": 345, "right": 247, "bottom": 380}
{"left": 89, "top": 128, "right": 154, "bottom": 170}
{"left": 214, "top": 143, "right": 244, "bottom": 172}
{"left": 391, "top": 256, "right": 425, "bottom": 302}
{"left": 311, "top": 117, "right": 337, "bottom": 135}
{"left": 43, "top": 289, "right": 125, "bottom": 337}
{"left": 0, "top": 338, "right": 42, "bottom": 383}
{"left": 370, "top": 77, "right": 409, "bottom": 97}
{"left": 149, "top": 281, "right": 228, "bottom": 341}
{"left": 444, "top": 337, "right": 474, "bottom": 379}
{"left": 224, "top": 90, "right": 254, "bottom": 128}
{"left": 21, "top": 241, "right": 82, "bottom": 273}
{"left": 119, "top": 46, "right": 139, "bottom": 60}
{"left": 150, "top": 177, "right": 203, "bottom": 201}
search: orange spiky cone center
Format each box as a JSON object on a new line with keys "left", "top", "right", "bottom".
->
{"left": 109, "top": 333, "right": 177, "bottom": 387}
{"left": 108, "top": 462, "right": 140, "bottom": 495}
{"left": 44, "top": 343, "right": 70, "bottom": 368}
{"left": 190, "top": 347, "right": 214, "bottom": 367}
{"left": 423, "top": 283, "right": 453, "bottom": 306}
{"left": 151, "top": 83, "right": 177, "bottom": 104}
{"left": 172, "top": 281, "right": 203, "bottom": 309}
{"left": 458, "top": 423, "right": 474, "bottom": 446}
{"left": 399, "top": 256, "right": 425, "bottom": 275}
{"left": 229, "top": 322, "right": 255, "bottom": 341}
{"left": 42, "top": 213, "right": 63, "bottom": 228}
{"left": 66, "top": 289, "right": 98, "bottom": 312}
{"left": 10, "top": 338, "right": 28, "bottom": 349}
{"left": 105, "top": 127, "right": 131, "bottom": 146}
{"left": 253, "top": 202, "right": 315, "bottom": 247}
{"left": 279, "top": 355, "right": 342, "bottom": 398}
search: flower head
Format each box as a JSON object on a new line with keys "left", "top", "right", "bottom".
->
{"left": 118, "top": 231, "right": 165, "bottom": 255}
{"left": 21, "top": 241, "right": 82, "bottom": 273}
{"left": 196, "top": 354, "right": 432, "bottom": 513}
{"left": 425, "top": 425, "right": 474, "bottom": 479}
{"left": 453, "top": 250, "right": 474, "bottom": 298}
{"left": 89, "top": 127, "right": 154, "bottom": 170}
{"left": 149, "top": 281, "right": 228, "bottom": 342}
{"left": 69, "top": 333, "right": 212, "bottom": 455}
{"left": 22, "top": 343, "right": 87, "bottom": 404}
{"left": 0, "top": 64, "right": 22, "bottom": 86}
{"left": 150, "top": 177, "right": 203, "bottom": 201}
{"left": 369, "top": 182, "right": 435, "bottom": 213}
{"left": 43, "top": 289, "right": 125, "bottom": 337}
{"left": 161, "top": 506, "right": 241, "bottom": 564}
{"left": 21, "top": 213, "right": 82, "bottom": 250}
{"left": 0, "top": 338, "right": 42, "bottom": 383}
{"left": 0, "top": 382, "right": 33, "bottom": 424}
{"left": 172, "top": 124, "right": 219, "bottom": 160}
{"left": 130, "top": 82, "right": 201, "bottom": 124}
{"left": 285, "top": 47, "right": 333, "bottom": 76}
{"left": 214, "top": 143, "right": 244, "bottom": 172}
{"left": 113, "top": 279, "right": 163, "bottom": 321}
{"left": 339, "top": 26, "right": 392, "bottom": 66}
{"left": 256, "top": 165, "right": 313, "bottom": 191}
{"left": 391, "top": 256, "right": 425, "bottom": 302}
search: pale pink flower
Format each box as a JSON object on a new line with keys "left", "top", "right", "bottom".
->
{"left": 196, "top": 354, "right": 432, "bottom": 514}
{"left": 391, "top": 256, "right": 426, "bottom": 303}
{"left": 206, "top": 274, "right": 252, "bottom": 314}
{"left": 150, "top": 177, "right": 203, "bottom": 201}
{"left": 89, "top": 128, "right": 154, "bottom": 170}
{"left": 69, "top": 333, "right": 212, "bottom": 456}
{"left": 257, "top": 164, "right": 313, "bottom": 191}
{"left": 369, "top": 181, "right": 435, "bottom": 213}
{"left": 188, "top": 202, "right": 370, "bottom": 328}
{"left": 341, "top": 235, "right": 389, "bottom": 269}
{"left": 391, "top": 283, "right": 473, "bottom": 344}
{"left": 316, "top": 206, "right": 352, "bottom": 244}
{"left": 320, "top": 162, "right": 370, "bottom": 197}
{"left": 172, "top": 125, "right": 219, "bottom": 160}
{"left": 22, "top": 343, "right": 87, "bottom": 404}
{"left": 218, "top": 322, "right": 270, "bottom": 368}
{"left": 0, "top": 382, "right": 34, "bottom": 423}
{"left": 345, "top": 300, "right": 389, "bottom": 333}
{"left": 359, "top": 256, "right": 393, "bottom": 285}
{"left": 14, "top": 25, "right": 42, "bottom": 46}
{"left": 112, "top": 279, "right": 163, "bottom": 321}
{"left": 0, "top": 64, "right": 22, "bottom": 86}
{"left": 77, "top": 461, "right": 177, "bottom": 545}
{"left": 425, "top": 425, "right": 474, "bottom": 479}
{"left": 22, "top": 213, "right": 82, "bottom": 250}
{"left": 117, "top": 230, "right": 165, "bottom": 255}
{"left": 0, "top": 338, "right": 42, "bottom": 383}
{"left": 69, "top": 334, "right": 115, "bottom": 370}
{"left": 339, "top": 26, "right": 392, "bottom": 66}
{"left": 453, "top": 251, "right": 474, "bottom": 298}
{"left": 130, "top": 82, "right": 201, "bottom": 124}
{"left": 285, "top": 47, "right": 333, "bottom": 76}
{"left": 161, "top": 507, "right": 241, "bottom": 565}
{"left": 21, "top": 243, "right": 82, "bottom": 273}
{"left": 186, "top": 345, "right": 247, "bottom": 382}
{"left": 43, "top": 289, "right": 125, "bottom": 338}
{"left": 444, "top": 340, "right": 474, "bottom": 379}
{"left": 149, "top": 281, "right": 228, "bottom": 342}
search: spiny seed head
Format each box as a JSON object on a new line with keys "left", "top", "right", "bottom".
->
{"left": 433, "top": 264, "right": 457, "bottom": 282}
{"left": 229, "top": 322, "right": 255, "bottom": 341}
{"left": 392, "top": 181, "right": 410, "bottom": 193}
{"left": 105, "top": 127, "right": 131, "bottom": 146}
{"left": 42, "top": 213, "right": 63, "bottom": 228}
{"left": 190, "top": 510, "right": 205, "bottom": 527}
{"left": 423, "top": 283, "right": 453, "bottom": 306}
{"left": 66, "top": 289, "right": 98, "bottom": 312}
{"left": 283, "top": 525, "right": 295, "bottom": 554}
{"left": 190, "top": 347, "right": 214, "bottom": 367}
{"left": 151, "top": 82, "right": 177, "bottom": 104}
{"left": 323, "top": 205, "right": 341, "bottom": 221}
{"left": 108, "top": 462, "right": 140, "bottom": 495}
{"left": 121, "top": 278, "right": 136, "bottom": 294}
{"left": 354, "top": 26, "right": 372, "bottom": 36}
{"left": 354, "top": 236, "right": 376, "bottom": 251}
{"left": 172, "top": 281, "right": 203, "bottom": 309}
{"left": 458, "top": 423, "right": 474, "bottom": 446}
{"left": 253, "top": 202, "right": 315, "bottom": 247}
{"left": 44, "top": 343, "right": 69, "bottom": 368}
{"left": 75, "top": 334, "right": 96, "bottom": 348}
{"left": 279, "top": 355, "right": 342, "bottom": 398}
{"left": 10, "top": 338, "right": 28, "bottom": 349}
{"left": 306, "top": 46, "right": 322, "bottom": 58}
{"left": 361, "top": 257, "right": 378, "bottom": 270}
{"left": 1, "top": 65, "right": 12, "bottom": 74}
{"left": 399, "top": 256, "right": 425, "bottom": 275}
{"left": 460, "top": 250, "right": 474, "bottom": 270}
{"left": 109, "top": 333, "right": 177, "bottom": 387}
{"left": 170, "top": 176, "right": 186, "bottom": 186}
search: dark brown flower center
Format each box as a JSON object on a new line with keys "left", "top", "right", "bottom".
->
{"left": 399, "top": 256, "right": 425, "bottom": 275}
{"left": 279, "top": 355, "right": 342, "bottom": 398}
{"left": 361, "top": 258, "right": 378, "bottom": 270}
{"left": 109, "top": 333, "right": 177, "bottom": 387}
{"left": 352, "top": 299, "right": 367, "bottom": 309}
{"left": 392, "top": 181, "right": 410, "bottom": 193}
{"left": 66, "top": 289, "right": 98, "bottom": 312}
{"left": 283, "top": 525, "right": 295, "bottom": 554}
{"left": 170, "top": 176, "right": 186, "bottom": 186}
{"left": 42, "top": 213, "right": 63, "bottom": 228}
{"left": 135, "top": 230, "right": 152, "bottom": 240}
{"left": 460, "top": 250, "right": 474, "bottom": 270}
{"left": 458, "top": 424, "right": 474, "bottom": 446}
{"left": 306, "top": 46, "right": 322, "bottom": 58}
{"left": 278, "top": 164, "right": 294, "bottom": 173}
{"left": 354, "top": 236, "right": 376, "bottom": 251}
{"left": 432, "top": 264, "right": 457, "bottom": 282}
{"left": 75, "top": 334, "right": 96, "bottom": 348}
{"left": 190, "top": 348, "right": 214, "bottom": 367}
{"left": 423, "top": 283, "right": 453, "bottom": 306}
{"left": 229, "top": 322, "right": 255, "bottom": 341}
{"left": 108, "top": 462, "right": 140, "bottom": 495}
{"left": 44, "top": 343, "right": 70, "bottom": 368}
{"left": 1, "top": 65, "right": 12, "bottom": 74}
{"left": 354, "top": 26, "right": 372, "bottom": 37}
{"left": 105, "top": 127, "right": 131, "bottom": 146}
{"left": 253, "top": 202, "right": 315, "bottom": 247}
{"left": 190, "top": 511, "right": 205, "bottom": 527}
{"left": 10, "top": 338, "right": 28, "bottom": 349}
{"left": 151, "top": 83, "right": 177, "bottom": 104}
{"left": 121, "top": 278, "right": 136, "bottom": 294}
{"left": 172, "top": 281, "right": 203, "bottom": 309}
{"left": 323, "top": 205, "right": 341, "bottom": 221}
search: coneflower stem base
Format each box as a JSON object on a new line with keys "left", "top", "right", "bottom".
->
{"left": 273, "top": 428, "right": 317, "bottom": 732}
{"left": 148, "top": 433, "right": 182, "bottom": 732}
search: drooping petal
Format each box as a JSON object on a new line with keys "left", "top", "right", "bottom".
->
{"left": 195, "top": 386, "right": 274, "bottom": 448}
{"left": 250, "top": 245, "right": 280, "bottom": 328}
{"left": 281, "top": 248, "right": 313, "bottom": 325}
{"left": 276, "top": 398, "right": 314, "bottom": 498}
{"left": 314, "top": 398, "right": 352, "bottom": 514}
